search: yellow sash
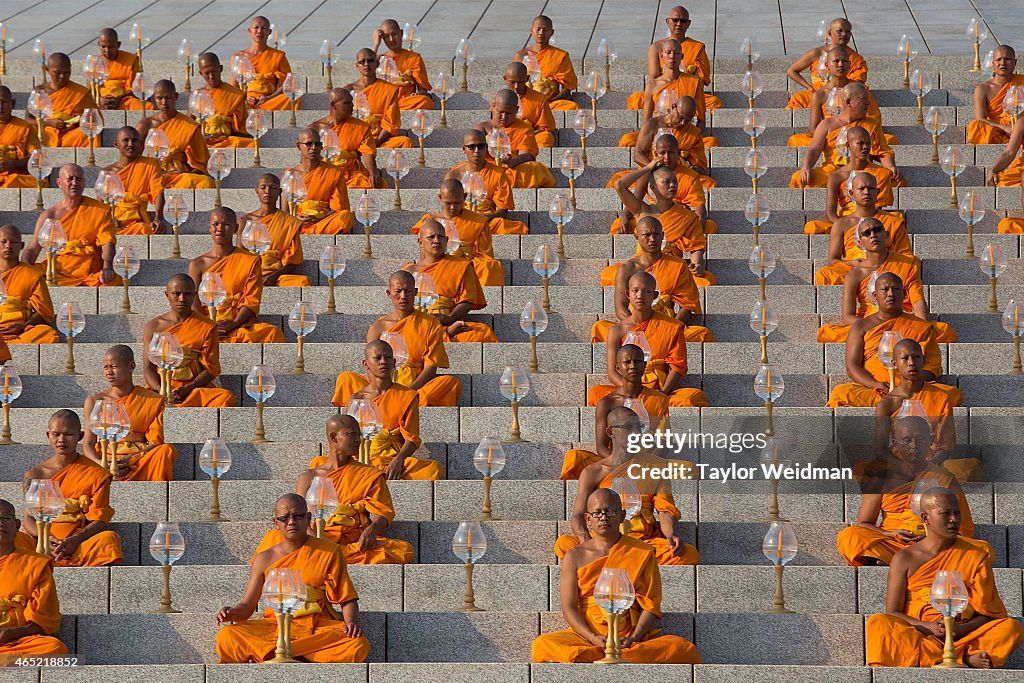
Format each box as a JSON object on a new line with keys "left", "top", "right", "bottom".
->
{"left": 54, "top": 495, "right": 91, "bottom": 523}
{"left": 64, "top": 239, "right": 96, "bottom": 256}
{"left": 204, "top": 114, "right": 233, "bottom": 137}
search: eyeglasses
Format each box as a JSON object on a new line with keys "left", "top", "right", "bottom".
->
{"left": 274, "top": 512, "right": 309, "bottom": 523}
{"left": 586, "top": 509, "right": 620, "bottom": 519}
{"left": 464, "top": 143, "right": 487, "bottom": 150}
{"left": 299, "top": 141, "right": 324, "bottom": 148}
{"left": 0, "top": 515, "right": 16, "bottom": 524}
{"left": 860, "top": 226, "right": 884, "bottom": 236}
{"left": 609, "top": 423, "right": 642, "bottom": 431}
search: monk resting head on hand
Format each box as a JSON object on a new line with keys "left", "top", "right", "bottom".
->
{"left": 375, "top": 19, "right": 404, "bottom": 53}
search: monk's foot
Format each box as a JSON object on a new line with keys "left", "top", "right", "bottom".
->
{"left": 966, "top": 651, "right": 992, "bottom": 669}
{"left": 858, "top": 557, "right": 883, "bottom": 566}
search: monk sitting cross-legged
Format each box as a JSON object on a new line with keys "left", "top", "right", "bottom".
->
{"left": 196, "top": 52, "right": 255, "bottom": 149}
{"left": 865, "top": 487, "right": 1024, "bottom": 668}
{"left": 514, "top": 15, "right": 579, "bottom": 111}
{"left": 143, "top": 274, "right": 236, "bottom": 408}
{"left": 837, "top": 415, "right": 973, "bottom": 567}
{"left": 0, "top": 498, "right": 69, "bottom": 657}
{"left": 258, "top": 415, "right": 414, "bottom": 564}
{"left": 503, "top": 62, "right": 556, "bottom": 148}
{"left": 372, "top": 20, "right": 433, "bottom": 111}
{"left": 967, "top": 46, "right": 1024, "bottom": 145}
{"left": 239, "top": 174, "right": 311, "bottom": 287}
{"left": 0, "top": 225, "right": 59, "bottom": 359}
{"left": 786, "top": 18, "right": 867, "bottom": 109}
{"left": 447, "top": 129, "right": 529, "bottom": 235}
{"left": 533, "top": 487, "right": 702, "bottom": 663}
{"left": 329, "top": 340, "right": 444, "bottom": 480}
{"left": 23, "top": 163, "right": 119, "bottom": 287}
{"left": 817, "top": 217, "right": 956, "bottom": 343}
{"left": 403, "top": 219, "right": 498, "bottom": 343}
{"left": 616, "top": 96, "right": 713, "bottom": 186}
{"left": 287, "top": 128, "right": 355, "bottom": 235}
{"left": 475, "top": 89, "right": 556, "bottom": 189}
{"left": 595, "top": 216, "right": 712, "bottom": 344}
{"left": 230, "top": 16, "right": 297, "bottom": 112}
{"left": 345, "top": 49, "right": 414, "bottom": 149}
{"left": 641, "top": 39, "right": 709, "bottom": 144}
{"left": 561, "top": 346, "right": 671, "bottom": 480}
{"left": 28, "top": 53, "right": 97, "bottom": 148}
{"left": 135, "top": 80, "right": 217, "bottom": 189}
{"left": 411, "top": 178, "right": 504, "bottom": 286}
{"left": 0, "top": 86, "right": 44, "bottom": 189}
{"left": 104, "top": 126, "right": 167, "bottom": 235}
{"left": 589, "top": 271, "right": 708, "bottom": 408}
{"left": 15, "top": 410, "right": 123, "bottom": 567}
{"left": 827, "top": 273, "right": 960, "bottom": 409}
{"left": 311, "top": 88, "right": 381, "bottom": 189}
{"left": 188, "top": 207, "right": 285, "bottom": 343}
{"left": 83, "top": 345, "right": 177, "bottom": 482}
{"left": 985, "top": 116, "right": 1024, "bottom": 233}
{"left": 216, "top": 494, "right": 370, "bottom": 663}
{"left": 96, "top": 28, "right": 146, "bottom": 111}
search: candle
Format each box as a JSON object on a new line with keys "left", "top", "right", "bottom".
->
{"left": 165, "top": 528, "right": 171, "bottom": 546}
{"left": 318, "top": 486, "right": 324, "bottom": 511}
{"left": 1016, "top": 305, "right": 1019, "bottom": 331}
{"left": 543, "top": 246, "right": 549, "bottom": 270}
{"left": 299, "top": 305, "right": 305, "bottom": 331}
{"left": 970, "top": 191, "right": 975, "bottom": 215}
{"left": 766, "top": 367, "right": 772, "bottom": 396}
{"left": 760, "top": 247, "right": 765, "bottom": 272}
{"left": 989, "top": 242, "right": 995, "bottom": 268}
{"left": 124, "top": 249, "right": 129, "bottom": 271}
{"left": 776, "top": 528, "right": 783, "bottom": 560}
{"left": 211, "top": 444, "right": 217, "bottom": 472}
{"left": 257, "top": 368, "right": 263, "bottom": 395}
{"left": 486, "top": 447, "right": 493, "bottom": 469}
{"left": 467, "top": 526, "right": 473, "bottom": 548}
{"left": 68, "top": 303, "right": 73, "bottom": 334}
{"left": 3, "top": 369, "right": 8, "bottom": 399}
{"left": 511, "top": 370, "right": 518, "bottom": 397}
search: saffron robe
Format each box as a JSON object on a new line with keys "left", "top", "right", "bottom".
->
{"left": 489, "top": 119, "right": 555, "bottom": 189}
{"left": 402, "top": 256, "right": 498, "bottom": 343}
{"left": 966, "top": 74, "right": 1024, "bottom": 144}
{"left": 327, "top": 117, "right": 376, "bottom": 189}
{"left": 205, "top": 250, "right": 285, "bottom": 343}
{"left": 98, "top": 50, "right": 146, "bottom": 110}
{"left": 259, "top": 211, "right": 310, "bottom": 287}
{"left": 359, "top": 80, "right": 414, "bottom": 148}
{"left": 0, "top": 549, "right": 68, "bottom": 656}
{"left": 0, "top": 263, "right": 59, "bottom": 346}
{"left": 804, "top": 163, "right": 898, "bottom": 234}
{"left": 246, "top": 47, "right": 298, "bottom": 111}
{"left": 51, "top": 196, "right": 120, "bottom": 287}
{"left": 40, "top": 82, "right": 96, "bottom": 147}
{"left": 0, "top": 116, "right": 42, "bottom": 188}
{"left": 111, "top": 157, "right": 164, "bottom": 235}
{"left": 156, "top": 112, "right": 216, "bottom": 189}
{"left": 297, "top": 163, "right": 354, "bottom": 235}
{"left": 529, "top": 45, "right": 580, "bottom": 111}
{"left": 102, "top": 386, "right": 177, "bottom": 481}
{"left": 814, "top": 211, "right": 911, "bottom": 285}
{"left": 411, "top": 211, "right": 504, "bottom": 286}
{"left": 164, "top": 313, "right": 236, "bottom": 407}
{"left": 627, "top": 37, "right": 721, "bottom": 110}
{"left": 203, "top": 83, "right": 255, "bottom": 148}
{"left": 519, "top": 87, "right": 556, "bottom": 148}
{"left": 390, "top": 49, "right": 434, "bottom": 110}
{"left": 449, "top": 160, "right": 529, "bottom": 234}
{"left": 786, "top": 48, "right": 868, "bottom": 108}
{"left": 789, "top": 116, "right": 893, "bottom": 188}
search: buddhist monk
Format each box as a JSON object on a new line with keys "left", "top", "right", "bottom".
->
{"left": 340, "top": 272, "right": 462, "bottom": 408}
{"left": 410, "top": 178, "right": 504, "bottom": 286}
{"left": 533, "top": 487, "right": 702, "bottom": 663}
{"left": 16, "top": 410, "right": 123, "bottom": 567}
{"left": 817, "top": 217, "right": 956, "bottom": 343}
{"left": 23, "top": 164, "right": 119, "bottom": 287}
{"left": 814, "top": 173, "right": 911, "bottom": 285}
{"left": 231, "top": 16, "right": 296, "bottom": 111}
{"left": 786, "top": 18, "right": 867, "bottom": 109}
{"left": 804, "top": 129, "right": 898, "bottom": 234}
{"left": 791, "top": 82, "right": 900, "bottom": 189}
{"left": 28, "top": 53, "right": 96, "bottom": 148}
{"left": 136, "top": 80, "right": 216, "bottom": 189}
{"left": 641, "top": 39, "right": 706, "bottom": 134}
{"left": 344, "top": 49, "right": 414, "bottom": 148}
{"left": 985, "top": 116, "right": 1024, "bottom": 233}
{"left": 187, "top": 207, "right": 285, "bottom": 343}
{"left": 0, "top": 225, "right": 59, "bottom": 354}
{"left": 238, "top": 174, "right": 310, "bottom": 287}
{"left": 446, "top": 129, "right": 529, "bottom": 234}
{"left": 0, "top": 87, "right": 43, "bottom": 189}
{"left": 475, "top": 89, "right": 556, "bottom": 188}
{"left": 96, "top": 28, "right": 145, "bottom": 111}
{"left": 503, "top": 61, "right": 555, "bottom": 148}
{"left": 628, "top": 6, "right": 720, "bottom": 111}
{"left": 515, "top": 15, "right": 579, "bottom": 111}
{"left": 83, "top": 345, "right": 177, "bottom": 481}
{"left": 0, "top": 498, "right": 68, "bottom": 657}
{"left": 143, "top": 274, "right": 236, "bottom": 408}
{"left": 968, "top": 46, "right": 1024, "bottom": 144}
{"left": 216, "top": 494, "right": 370, "bottom": 663}
{"left": 596, "top": 216, "right": 710, "bottom": 344}
{"left": 311, "top": 88, "right": 381, "bottom": 189}
{"left": 197, "top": 52, "right": 255, "bottom": 148}
{"left": 104, "top": 126, "right": 166, "bottom": 235}
{"left": 616, "top": 96, "right": 711, "bottom": 182}
{"left": 372, "top": 20, "right": 433, "bottom": 110}
{"left": 866, "top": 488, "right": 1023, "bottom": 667}
{"left": 838, "top": 416, "right": 972, "bottom": 567}
{"left": 288, "top": 128, "right": 354, "bottom": 235}
{"left": 590, "top": 272, "right": 708, "bottom": 408}
{"left": 403, "top": 219, "right": 498, "bottom": 343}
{"left": 613, "top": 158, "right": 713, "bottom": 287}
{"left": 827, "top": 273, "right": 960, "bottom": 408}
{"left": 560, "top": 348, "right": 671, "bottom": 480}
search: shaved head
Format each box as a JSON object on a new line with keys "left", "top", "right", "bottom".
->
{"left": 275, "top": 492, "right": 307, "bottom": 514}
{"left": 366, "top": 339, "right": 393, "bottom": 358}
{"left": 381, "top": 19, "right": 401, "bottom": 32}
{"left": 48, "top": 53, "right": 71, "bottom": 69}
{"left": 0, "top": 499, "right": 14, "bottom": 517}
{"left": 617, "top": 343, "right": 645, "bottom": 362}
{"left": 505, "top": 62, "right": 528, "bottom": 80}
{"left": 588, "top": 487, "right": 622, "bottom": 511}
{"left": 0, "top": 224, "right": 21, "bottom": 241}
{"left": 99, "top": 28, "right": 119, "bottom": 42}
{"left": 441, "top": 178, "right": 465, "bottom": 195}
{"left": 211, "top": 206, "right": 237, "bottom": 225}
{"left": 357, "top": 47, "right": 377, "bottom": 62}
{"left": 327, "top": 413, "right": 360, "bottom": 433}
{"left": 875, "top": 271, "right": 904, "bottom": 290}
{"left": 994, "top": 44, "right": 1016, "bottom": 60}
{"left": 104, "top": 344, "right": 135, "bottom": 365}
{"left": 419, "top": 218, "right": 445, "bottom": 239}
{"left": 843, "top": 81, "right": 868, "bottom": 100}
{"left": 463, "top": 129, "right": 486, "bottom": 146}
{"left": 50, "top": 409, "right": 81, "bottom": 432}
{"left": 628, "top": 270, "right": 658, "bottom": 290}
{"left": 330, "top": 87, "right": 353, "bottom": 105}
{"left": 389, "top": 270, "right": 416, "bottom": 289}
{"left": 198, "top": 52, "right": 221, "bottom": 68}
{"left": 166, "top": 273, "right": 195, "bottom": 290}
{"left": 493, "top": 88, "right": 519, "bottom": 109}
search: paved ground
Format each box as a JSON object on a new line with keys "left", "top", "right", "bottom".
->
{"left": 0, "top": 0, "right": 1016, "bottom": 65}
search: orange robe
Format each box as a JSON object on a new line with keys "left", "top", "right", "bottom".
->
{"left": 51, "top": 196, "right": 120, "bottom": 287}
{"left": 595, "top": 254, "right": 712, "bottom": 343}
{"left": 804, "top": 163, "right": 897, "bottom": 234}
{"left": 260, "top": 211, "right": 310, "bottom": 287}
{"left": 490, "top": 120, "right": 555, "bottom": 188}
{"left": 532, "top": 535, "right": 702, "bottom": 663}
{"left": 789, "top": 116, "right": 894, "bottom": 188}
{"left": 328, "top": 117, "right": 376, "bottom": 189}
{"left": 837, "top": 462, "right": 972, "bottom": 566}
{"left": 164, "top": 313, "right": 236, "bottom": 407}
{"left": 326, "top": 382, "right": 444, "bottom": 480}
{"left": 402, "top": 256, "right": 498, "bottom": 343}
{"left": 15, "top": 458, "right": 123, "bottom": 567}
{"left": 411, "top": 211, "right": 504, "bottom": 286}
{"left": 588, "top": 313, "right": 708, "bottom": 408}
{"left": 0, "top": 549, "right": 68, "bottom": 656}
{"left": 879, "top": 383, "right": 974, "bottom": 482}
{"left": 156, "top": 112, "right": 216, "bottom": 189}
{"left": 827, "top": 313, "right": 960, "bottom": 408}
{"left": 612, "top": 202, "right": 716, "bottom": 288}
{"left": 359, "top": 80, "right": 414, "bottom": 148}
{"left": 529, "top": 45, "right": 579, "bottom": 111}
{"left": 628, "top": 37, "right": 721, "bottom": 110}
{"left": 788, "top": 87, "right": 891, "bottom": 147}
{"left": 99, "top": 50, "right": 146, "bottom": 110}
{"left": 0, "top": 116, "right": 43, "bottom": 188}
{"left": 966, "top": 75, "right": 1024, "bottom": 144}
{"left": 215, "top": 536, "right": 370, "bottom": 663}
{"left": 641, "top": 73, "right": 707, "bottom": 126}
{"left": 449, "top": 160, "right": 529, "bottom": 234}
{"left": 205, "top": 250, "right": 285, "bottom": 343}
{"left": 814, "top": 211, "right": 911, "bottom": 285}
{"left": 0, "top": 263, "right": 59, "bottom": 346}
{"left": 297, "top": 163, "right": 354, "bottom": 235}
{"left": 866, "top": 537, "right": 1024, "bottom": 668}
{"left": 519, "top": 88, "right": 556, "bottom": 148}
{"left": 786, "top": 48, "right": 869, "bottom": 109}
{"left": 390, "top": 49, "right": 434, "bottom": 110}
{"left": 615, "top": 121, "right": 710, "bottom": 179}
{"left": 246, "top": 48, "right": 298, "bottom": 111}
{"left": 112, "top": 157, "right": 164, "bottom": 235}
{"left": 40, "top": 83, "right": 95, "bottom": 147}
{"left": 99, "top": 386, "right": 177, "bottom": 481}
{"left": 203, "top": 83, "right": 255, "bottom": 148}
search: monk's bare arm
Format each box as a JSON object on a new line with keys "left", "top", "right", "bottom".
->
{"left": 645, "top": 42, "right": 661, "bottom": 82}
{"left": 21, "top": 212, "right": 50, "bottom": 265}
{"left": 186, "top": 261, "right": 204, "bottom": 313}
{"left": 839, "top": 268, "right": 860, "bottom": 323}
{"left": 593, "top": 396, "right": 612, "bottom": 456}
{"left": 605, "top": 329, "right": 624, "bottom": 387}
{"left": 641, "top": 84, "right": 656, "bottom": 121}
{"left": 81, "top": 395, "right": 101, "bottom": 462}
{"left": 801, "top": 121, "right": 830, "bottom": 177}
{"left": 572, "top": 468, "right": 598, "bottom": 540}
{"left": 808, "top": 90, "right": 827, "bottom": 132}
{"left": 824, "top": 169, "right": 843, "bottom": 224}
{"left": 827, "top": 221, "right": 847, "bottom": 263}
{"left": 786, "top": 48, "right": 819, "bottom": 91}
{"left": 634, "top": 121, "right": 656, "bottom": 167}
{"left": 661, "top": 369, "right": 683, "bottom": 395}
{"left": 884, "top": 552, "right": 944, "bottom": 635}
{"left": 973, "top": 83, "right": 1010, "bottom": 134}
{"left": 559, "top": 549, "right": 603, "bottom": 646}
{"left": 438, "top": 301, "right": 474, "bottom": 327}
{"left": 614, "top": 162, "right": 658, "bottom": 216}
{"left": 216, "top": 553, "right": 268, "bottom": 624}
{"left": 408, "top": 363, "right": 438, "bottom": 391}
{"left": 845, "top": 320, "right": 889, "bottom": 391}
{"left": 612, "top": 262, "right": 634, "bottom": 321}
{"left": 986, "top": 119, "right": 1024, "bottom": 182}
